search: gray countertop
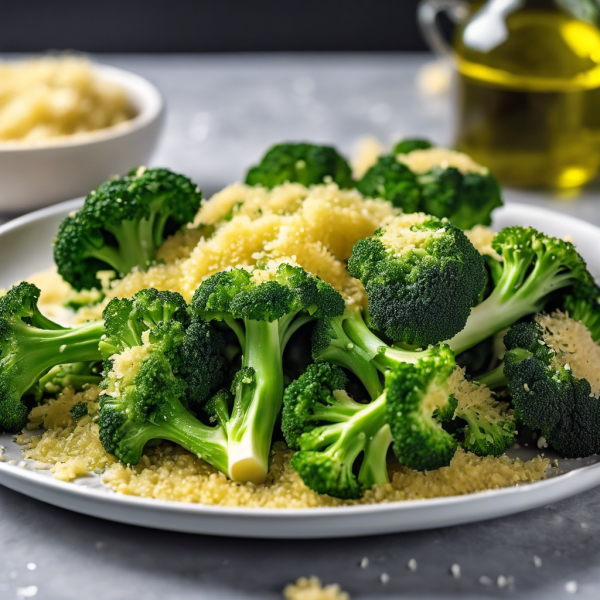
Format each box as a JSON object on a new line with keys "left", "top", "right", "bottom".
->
{"left": 1, "top": 53, "right": 600, "bottom": 600}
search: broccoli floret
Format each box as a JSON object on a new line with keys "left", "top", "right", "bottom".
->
{"left": 504, "top": 315, "right": 600, "bottom": 458}
{"left": 283, "top": 362, "right": 392, "bottom": 499}
{"left": 70, "top": 401, "right": 89, "bottom": 420}
{"left": 245, "top": 142, "right": 354, "bottom": 189}
{"left": 191, "top": 262, "right": 345, "bottom": 484}
{"left": 562, "top": 284, "right": 600, "bottom": 342}
{"left": 348, "top": 214, "right": 486, "bottom": 346}
{"left": 447, "top": 227, "right": 594, "bottom": 356}
{"left": 99, "top": 290, "right": 229, "bottom": 470}
{"left": 357, "top": 144, "right": 503, "bottom": 229}
{"left": 393, "top": 138, "right": 434, "bottom": 155}
{"left": 418, "top": 165, "right": 502, "bottom": 230}
{"left": 180, "top": 320, "right": 229, "bottom": 410}
{"left": 54, "top": 167, "right": 203, "bottom": 290}
{"left": 38, "top": 362, "right": 102, "bottom": 396}
{"left": 99, "top": 323, "right": 228, "bottom": 470}
{"left": 385, "top": 346, "right": 459, "bottom": 471}
{"left": 356, "top": 155, "right": 421, "bottom": 212}
{"left": 0, "top": 282, "right": 105, "bottom": 432}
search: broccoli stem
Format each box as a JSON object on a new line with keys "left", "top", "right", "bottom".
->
{"left": 358, "top": 423, "right": 393, "bottom": 489}
{"left": 475, "top": 364, "right": 508, "bottom": 389}
{"left": 158, "top": 410, "right": 229, "bottom": 475}
{"left": 447, "top": 248, "right": 579, "bottom": 355}
{"left": 14, "top": 320, "right": 104, "bottom": 383}
{"left": 227, "top": 319, "right": 284, "bottom": 484}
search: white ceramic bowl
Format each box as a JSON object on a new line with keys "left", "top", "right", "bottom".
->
{"left": 0, "top": 63, "right": 164, "bottom": 212}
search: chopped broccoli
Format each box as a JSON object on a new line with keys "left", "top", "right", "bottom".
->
{"left": 504, "top": 315, "right": 600, "bottom": 458}
{"left": 385, "top": 346, "right": 459, "bottom": 471}
{"left": 191, "top": 262, "right": 345, "bottom": 483}
{"left": 393, "top": 138, "right": 434, "bottom": 155}
{"left": 283, "top": 362, "right": 392, "bottom": 499}
{"left": 98, "top": 288, "right": 229, "bottom": 470}
{"left": 357, "top": 143, "right": 503, "bottom": 229}
{"left": 348, "top": 214, "right": 486, "bottom": 346}
{"left": 54, "top": 167, "right": 203, "bottom": 290}
{"left": 63, "top": 288, "right": 105, "bottom": 311}
{"left": 562, "top": 284, "right": 600, "bottom": 342}
{"left": 70, "top": 401, "right": 89, "bottom": 420}
{"left": 355, "top": 155, "right": 421, "bottom": 213}
{"left": 447, "top": 227, "right": 594, "bottom": 355}
{"left": 0, "top": 282, "right": 104, "bottom": 432}
{"left": 418, "top": 165, "right": 502, "bottom": 230}
{"left": 245, "top": 142, "right": 354, "bottom": 189}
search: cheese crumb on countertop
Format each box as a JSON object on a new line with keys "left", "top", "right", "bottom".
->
{"left": 283, "top": 576, "right": 350, "bottom": 600}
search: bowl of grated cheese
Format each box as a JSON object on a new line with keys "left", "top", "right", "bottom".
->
{"left": 0, "top": 57, "right": 164, "bottom": 211}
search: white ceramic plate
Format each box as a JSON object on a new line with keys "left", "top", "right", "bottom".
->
{"left": 0, "top": 200, "right": 600, "bottom": 539}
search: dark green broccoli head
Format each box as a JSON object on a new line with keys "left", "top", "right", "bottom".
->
{"left": 70, "top": 401, "right": 89, "bottom": 420}
{"left": 191, "top": 263, "right": 344, "bottom": 324}
{"left": 0, "top": 282, "right": 104, "bottom": 432}
{"left": 393, "top": 138, "right": 433, "bottom": 155}
{"left": 417, "top": 165, "right": 502, "bottom": 230}
{"left": 282, "top": 362, "right": 349, "bottom": 449}
{"left": 504, "top": 317, "right": 600, "bottom": 458}
{"left": 54, "top": 167, "right": 203, "bottom": 290}
{"left": 100, "top": 288, "right": 189, "bottom": 361}
{"left": 290, "top": 450, "right": 362, "bottom": 499}
{"left": 245, "top": 143, "right": 354, "bottom": 189}
{"left": 386, "top": 345, "right": 459, "bottom": 471}
{"left": 356, "top": 155, "right": 421, "bottom": 212}
{"left": 180, "top": 320, "right": 228, "bottom": 408}
{"left": 348, "top": 214, "right": 486, "bottom": 347}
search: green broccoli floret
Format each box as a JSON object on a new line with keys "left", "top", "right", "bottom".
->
{"left": 244, "top": 143, "right": 354, "bottom": 189}
{"left": 38, "top": 362, "right": 102, "bottom": 396}
{"left": 191, "top": 262, "right": 345, "bottom": 484}
{"left": 283, "top": 362, "right": 392, "bottom": 499}
{"left": 54, "top": 167, "right": 203, "bottom": 291}
{"left": 63, "top": 288, "right": 105, "bottom": 311}
{"left": 562, "top": 284, "right": 600, "bottom": 342}
{"left": 0, "top": 282, "right": 105, "bottom": 432}
{"left": 393, "top": 138, "right": 433, "bottom": 155}
{"left": 504, "top": 316, "right": 600, "bottom": 458}
{"left": 385, "top": 346, "right": 459, "bottom": 471}
{"left": 70, "top": 401, "right": 89, "bottom": 420}
{"left": 355, "top": 155, "right": 421, "bottom": 212}
{"left": 98, "top": 290, "right": 230, "bottom": 471}
{"left": 418, "top": 165, "right": 502, "bottom": 230}
{"left": 348, "top": 214, "right": 486, "bottom": 346}
{"left": 357, "top": 142, "right": 503, "bottom": 229}
{"left": 447, "top": 227, "right": 594, "bottom": 355}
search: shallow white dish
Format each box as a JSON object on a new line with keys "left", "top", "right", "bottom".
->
{"left": 0, "top": 200, "right": 599, "bottom": 539}
{"left": 0, "top": 63, "right": 164, "bottom": 212}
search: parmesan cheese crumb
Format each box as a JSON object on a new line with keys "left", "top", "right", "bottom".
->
{"left": 408, "top": 559, "right": 418, "bottom": 572}
{"left": 360, "top": 557, "right": 369, "bottom": 569}
{"left": 450, "top": 564, "right": 461, "bottom": 579}
{"left": 283, "top": 576, "right": 349, "bottom": 600}
{"left": 533, "top": 555, "right": 542, "bottom": 568}
{"left": 380, "top": 572, "right": 390, "bottom": 585}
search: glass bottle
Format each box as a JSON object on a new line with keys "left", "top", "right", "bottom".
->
{"left": 420, "top": 0, "right": 600, "bottom": 188}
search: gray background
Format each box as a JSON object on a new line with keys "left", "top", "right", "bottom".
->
{"left": 1, "top": 54, "right": 600, "bottom": 599}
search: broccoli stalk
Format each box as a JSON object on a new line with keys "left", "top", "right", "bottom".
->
{"left": 191, "top": 262, "right": 345, "bottom": 484}
{"left": 38, "top": 362, "right": 103, "bottom": 395}
{"left": 0, "top": 282, "right": 104, "bottom": 431}
{"left": 447, "top": 227, "right": 594, "bottom": 355}
{"left": 54, "top": 167, "right": 203, "bottom": 290}
{"left": 282, "top": 362, "right": 392, "bottom": 499}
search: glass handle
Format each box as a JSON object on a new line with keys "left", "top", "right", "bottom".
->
{"left": 417, "top": 0, "right": 470, "bottom": 58}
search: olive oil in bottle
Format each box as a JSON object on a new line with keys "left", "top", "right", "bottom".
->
{"left": 453, "top": 0, "right": 600, "bottom": 188}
